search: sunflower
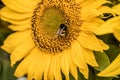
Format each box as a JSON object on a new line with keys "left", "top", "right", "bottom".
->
{"left": 0, "top": 0, "right": 109, "bottom": 80}
{"left": 95, "top": 4, "right": 120, "bottom": 41}
{"left": 95, "top": 4, "right": 120, "bottom": 77}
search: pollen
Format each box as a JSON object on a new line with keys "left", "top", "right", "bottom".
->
{"left": 31, "top": 0, "right": 81, "bottom": 53}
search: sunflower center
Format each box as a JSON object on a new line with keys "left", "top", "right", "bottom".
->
{"left": 41, "top": 7, "right": 65, "bottom": 37}
{"left": 31, "top": 0, "right": 81, "bottom": 53}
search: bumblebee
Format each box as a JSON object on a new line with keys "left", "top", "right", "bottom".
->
{"left": 57, "top": 24, "right": 67, "bottom": 36}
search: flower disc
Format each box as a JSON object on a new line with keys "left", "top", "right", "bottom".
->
{"left": 31, "top": 0, "right": 81, "bottom": 53}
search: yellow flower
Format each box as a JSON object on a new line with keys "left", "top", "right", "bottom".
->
{"left": 98, "top": 54, "right": 120, "bottom": 77}
{"left": 95, "top": 4, "right": 120, "bottom": 41}
{"left": 95, "top": 4, "right": 120, "bottom": 77}
{"left": 0, "top": 0, "right": 109, "bottom": 80}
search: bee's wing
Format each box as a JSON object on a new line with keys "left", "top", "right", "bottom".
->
{"left": 57, "top": 28, "right": 61, "bottom": 34}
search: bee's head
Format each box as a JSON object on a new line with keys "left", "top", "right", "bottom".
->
{"left": 60, "top": 24, "right": 67, "bottom": 30}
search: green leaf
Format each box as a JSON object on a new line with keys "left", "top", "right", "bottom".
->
{"left": 94, "top": 52, "right": 110, "bottom": 71}
{"left": 69, "top": 73, "right": 75, "bottom": 80}
{"left": 109, "top": 47, "right": 120, "bottom": 62}
{"left": 105, "top": 44, "right": 119, "bottom": 62}
{"left": 105, "top": 44, "right": 118, "bottom": 55}
{"left": 0, "top": 19, "right": 13, "bottom": 45}
{"left": 0, "top": 48, "right": 17, "bottom": 80}
{"left": 109, "top": 0, "right": 120, "bottom": 5}
{"left": 97, "top": 34, "right": 119, "bottom": 46}
{"left": 77, "top": 67, "right": 96, "bottom": 80}
{"left": 112, "top": 76, "right": 120, "bottom": 80}
{"left": 0, "top": 62, "right": 2, "bottom": 73}
{"left": 69, "top": 69, "right": 87, "bottom": 80}
{"left": 88, "top": 66, "right": 96, "bottom": 80}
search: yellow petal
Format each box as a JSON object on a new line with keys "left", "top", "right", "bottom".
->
{"left": 89, "top": 18, "right": 105, "bottom": 26}
{"left": 81, "top": 0, "right": 96, "bottom": 8}
{"left": 1, "top": 0, "right": 40, "bottom": 13}
{"left": 80, "top": 22, "right": 99, "bottom": 33}
{"left": 70, "top": 42, "right": 83, "bottom": 69}
{"left": 27, "top": 48, "right": 41, "bottom": 80}
{"left": 54, "top": 55, "right": 62, "bottom": 80}
{"left": 81, "top": 8, "right": 102, "bottom": 21}
{"left": 48, "top": 56, "right": 56, "bottom": 80}
{"left": 27, "top": 48, "right": 51, "bottom": 80}
{"left": 75, "top": 0, "right": 84, "bottom": 4}
{"left": 14, "top": 48, "right": 37, "bottom": 77}
{"left": 10, "top": 37, "right": 35, "bottom": 66}
{"left": 82, "top": 0, "right": 108, "bottom": 9}
{"left": 1, "top": 7, "right": 31, "bottom": 21}
{"left": 98, "top": 54, "right": 120, "bottom": 77}
{"left": 112, "top": 4, "right": 120, "bottom": 15}
{"left": 113, "top": 26, "right": 120, "bottom": 41}
{"left": 78, "top": 32, "right": 103, "bottom": 51}
{"left": 1, "top": 15, "right": 31, "bottom": 25}
{"left": 42, "top": 53, "right": 51, "bottom": 80}
{"left": 8, "top": 24, "right": 31, "bottom": 31}
{"left": 60, "top": 51, "right": 70, "bottom": 80}
{"left": 91, "top": 0, "right": 109, "bottom": 8}
{"left": 71, "top": 41, "right": 88, "bottom": 79}
{"left": 95, "top": 16, "right": 120, "bottom": 35}
{"left": 68, "top": 51, "right": 78, "bottom": 80}
{"left": 48, "top": 54, "right": 61, "bottom": 80}
{"left": 99, "top": 40, "right": 109, "bottom": 50}
{"left": 27, "top": 48, "right": 50, "bottom": 80}
{"left": 83, "top": 48, "right": 98, "bottom": 67}
{"left": 1, "top": 30, "right": 31, "bottom": 53}
{"left": 98, "top": 6, "right": 116, "bottom": 16}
